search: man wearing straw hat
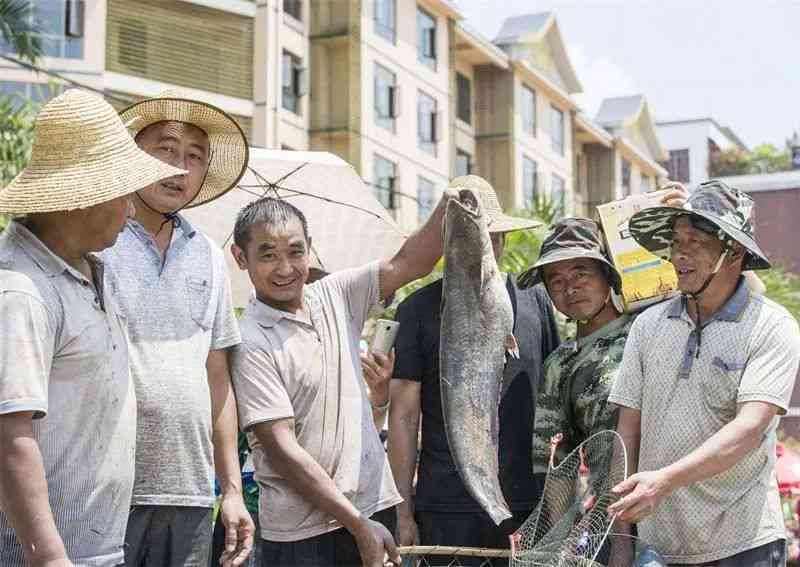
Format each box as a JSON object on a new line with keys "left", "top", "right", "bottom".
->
{"left": 101, "top": 91, "right": 253, "bottom": 566}
{"left": 388, "top": 175, "right": 559, "bottom": 565}
{"left": 0, "top": 90, "right": 183, "bottom": 567}
{"left": 608, "top": 180, "right": 800, "bottom": 565}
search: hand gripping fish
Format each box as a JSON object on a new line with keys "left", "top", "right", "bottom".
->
{"left": 440, "top": 187, "right": 517, "bottom": 525}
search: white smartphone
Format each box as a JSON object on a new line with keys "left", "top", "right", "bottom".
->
{"left": 371, "top": 319, "right": 400, "bottom": 356}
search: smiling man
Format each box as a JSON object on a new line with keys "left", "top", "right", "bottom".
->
{"left": 229, "top": 193, "right": 454, "bottom": 567}
{"left": 608, "top": 180, "right": 800, "bottom": 566}
{"left": 101, "top": 92, "right": 254, "bottom": 566}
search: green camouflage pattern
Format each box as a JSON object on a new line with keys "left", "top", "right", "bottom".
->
{"left": 532, "top": 313, "right": 636, "bottom": 477}
{"left": 629, "top": 180, "right": 771, "bottom": 271}
{"left": 518, "top": 217, "right": 622, "bottom": 292}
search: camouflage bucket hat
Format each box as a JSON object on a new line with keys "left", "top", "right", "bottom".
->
{"left": 518, "top": 217, "right": 622, "bottom": 291}
{"left": 629, "top": 180, "right": 770, "bottom": 271}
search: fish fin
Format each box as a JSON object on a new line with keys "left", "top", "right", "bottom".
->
{"left": 505, "top": 334, "right": 520, "bottom": 360}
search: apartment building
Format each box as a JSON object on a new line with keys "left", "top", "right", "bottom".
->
{"left": 656, "top": 117, "right": 748, "bottom": 187}
{"left": 573, "top": 95, "right": 668, "bottom": 216}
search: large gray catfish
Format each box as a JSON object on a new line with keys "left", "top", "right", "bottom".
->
{"left": 440, "top": 187, "right": 516, "bottom": 525}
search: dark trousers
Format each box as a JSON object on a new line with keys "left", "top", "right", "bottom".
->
{"left": 670, "top": 539, "right": 786, "bottom": 567}
{"left": 416, "top": 508, "right": 532, "bottom": 567}
{"left": 260, "top": 507, "right": 396, "bottom": 567}
{"left": 124, "top": 506, "right": 214, "bottom": 567}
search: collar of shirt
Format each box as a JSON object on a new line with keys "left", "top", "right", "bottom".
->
{"left": 127, "top": 213, "right": 197, "bottom": 249}
{"left": 248, "top": 287, "right": 322, "bottom": 329}
{"left": 4, "top": 220, "right": 103, "bottom": 288}
{"left": 667, "top": 276, "right": 750, "bottom": 326}
{"left": 571, "top": 312, "right": 632, "bottom": 350}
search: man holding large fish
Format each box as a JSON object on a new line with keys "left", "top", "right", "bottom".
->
{"left": 389, "top": 176, "right": 559, "bottom": 564}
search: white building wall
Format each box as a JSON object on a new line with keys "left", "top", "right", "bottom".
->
{"left": 657, "top": 120, "right": 743, "bottom": 187}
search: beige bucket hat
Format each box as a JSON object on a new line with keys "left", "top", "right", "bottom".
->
{"left": 119, "top": 89, "right": 249, "bottom": 208}
{"left": 448, "top": 175, "right": 542, "bottom": 233}
{"left": 0, "top": 89, "right": 185, "bottom": 214}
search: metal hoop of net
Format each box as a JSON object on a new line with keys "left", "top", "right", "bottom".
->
{"left": 509, "top": 430, "right": 628, "bottom": 567}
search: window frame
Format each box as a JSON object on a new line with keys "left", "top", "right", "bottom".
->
{"left": 456, "top": 72, "right": 472, "bottom": 125}
{"left": 417, "top": 90, "right": 438, "bottom": 156}
{"left": 417, "top": 176, "right": 436, "bottom": 223}
{"left": 0, "top": 0, "right": 85, "bottom": 59}
{"left": 281, "top": 49, "right": 305, "bottom": 115}
{"left": 455, "top": 149, "right": 472, "bottom": 177}
{"left": 417, "top": 6, "right": 437, "bottom": 70}
{"left": 667, "top": 148, "right": 690, "bottom": 183}
{"left": 552, "top": 173, "right": 566, "bottom": 217}
{"left": 374, "top": 62, "right": 398, "bottom": 132}
{"left": 550, "top": 105, "right": 564, "bottom": 155}
{"left": 522, "top": 155, "right": 538, "bottom": 208}
{"left": 374, "top": 0, "right": 396, "bottom": 43}
{"left": 621, "top": 157, "right": 632, "bottom": 196}
{"left": 283, "top": 0, "right": 302, "bottom": 21}
{"left": 373, "top": 154, "right": 398, "bottom": 212}
{"left": 521, "top": 84, "right": 536, "bottom": 137}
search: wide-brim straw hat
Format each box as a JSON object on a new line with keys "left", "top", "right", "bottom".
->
{"left": 119, "top": 89, "right": 249, "bottom": 208}
{"left": 448, "top": 175, "right": 542, "bottom": 233}
{"left": 0, "top": 89, "right": 185, "bottom": 214}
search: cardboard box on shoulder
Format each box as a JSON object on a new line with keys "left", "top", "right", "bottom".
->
{"left": 596, "top": 190, "right": 678, "bottom": 312}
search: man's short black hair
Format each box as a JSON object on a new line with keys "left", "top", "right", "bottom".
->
{"left": 233, "top": 197, "right": 310, "bottom": 250}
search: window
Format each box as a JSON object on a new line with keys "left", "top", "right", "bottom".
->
{"left": 282, "top": 50, "right": 305, "bottom": 115}
{"left": 0, "top": 81, "right": 61, "bottom": 108}
{"left": 521, "top": 85, "right": 536, "bottom": 136}
{"left": 640, "top": 175, "right": 652, "bottom": 193}
{"left": 283, "top": 0, "right": 302, "bottom": 21}
{"left": 455, "top": 149, "right": 472, "bottom": 177}
{"left": 666, "top": 149, "right": 690, "bottom": 183}
{"left": 374, "top": 0, "right": 396, "bottom": 43}
{"left": 552, "top": 174, "right": 565, "bottom": 217}
{"left": 417, "top": 90, "right": 438, "bottom": 156}
{"left": 522, "top": 156, "right": 538, "bottom": 208}
{"left": 0, "top": 0, "right": 84, "bottom": 59}
{"left": 621, "top": 158, "right": 631, "bottom": 196}
{"left": 456, "top": 73, "right": 471, "bottom": 125}
{"left": 418, "top": 176, "right": 436, "bottom": 223}
{"left": 374, "top": 63, "right": 399, "bottom": 132}
{"left": 417, "top": 7, "right": 436, "bottom": 69}
{"left": 373, "top": 155, "right": 397, "bottom": 211}
{"left": 550, "top": 105, "right": 564, "bottom": 155}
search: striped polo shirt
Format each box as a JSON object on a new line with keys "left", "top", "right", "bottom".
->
{"left": 0, "top": 221, "right": 135, "bottom": 567}
{"left": 610, "top": 278, "right": 800, "bottom": 564}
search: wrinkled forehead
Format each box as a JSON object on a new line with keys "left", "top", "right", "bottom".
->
{"left": 136, "top": 120, "right": 209, "bottom": 149}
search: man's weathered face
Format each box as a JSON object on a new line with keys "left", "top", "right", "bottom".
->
{"left": 232, "top": 216, "right": 311, "bottom": 311}
{"left": 135, "top": 121, "right": 210, "bottom": 213}
{"left": 670, "top": 216, "right": 729, "bottom": 294}
{"left": 75, "top": 195, "right": 136, "bottom": 252}
{"left": 542, "top": 257, "right": 610, "bottom": 321}
{"left": 490, "top": 232, "right": 506, "bottom": 262}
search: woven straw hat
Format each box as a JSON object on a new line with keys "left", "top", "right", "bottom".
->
{"left": 448, "top": 175, "right": 542, "bottom": 233}
{"left": 119, "top": 89, "right": 249, "bottom": 208}
{"left": 0, "top": 90, "right": 185, "bottom": 214}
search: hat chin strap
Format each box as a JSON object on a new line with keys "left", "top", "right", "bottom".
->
{"left": 682, "top": 246, "right": 730, "bottom": 358}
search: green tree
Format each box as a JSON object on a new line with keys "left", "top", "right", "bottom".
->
{"left": 0, "top": 92, "right": 41, "bottom": 230}
{"left": 0, "top": 0, "right": 43, "bottom": 64}
{"left": 760, "top": 266, "right": 800, "bottom": 323}
{"left": 710, "top": 143, "right": 792, "bottom": 177}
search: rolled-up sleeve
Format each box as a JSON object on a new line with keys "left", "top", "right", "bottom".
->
{"left": 232, "top": 341, "right": 294, "bottom": 430}
{"left": 0, "top": 291, "right": 55, "bottom": 418}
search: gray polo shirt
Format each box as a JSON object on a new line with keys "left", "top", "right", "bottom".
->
{"left": 101, "top": 216, "right": 240, "bottom": 507}
{"left": 609, "top": 279, "right": 800, "bottom": 564}
{"left": 0, "top": 221, "right": 135, "bottom": 567}
{"left": 232, "top": 262, "right": 403, "bottom": 542}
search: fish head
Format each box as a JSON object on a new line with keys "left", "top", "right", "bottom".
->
{"left": 444, "top": 188, "right": 492, "bottom": 265}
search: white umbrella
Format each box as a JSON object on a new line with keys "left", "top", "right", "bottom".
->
{"left": 182, "top": 148, "right": 407, "bottom": 307}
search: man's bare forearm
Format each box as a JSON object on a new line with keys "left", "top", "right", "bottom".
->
{"left": 387, "top": 384, "right": 420, "bottom": 517}
{"left": 0, "top": 414, "right": 68, "bottom": 564}
{"left": 208, "top": 349, "right": 242, "bottom": 496}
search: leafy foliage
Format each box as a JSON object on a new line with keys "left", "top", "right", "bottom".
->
{"left": 0, "top": 0, "right": 43, "bottom": 64}
{"left": 709, "top": 143, "right": 792, "bottom": 177}
{"left": 760, "top": 266, "right": 800, "bottom": 323}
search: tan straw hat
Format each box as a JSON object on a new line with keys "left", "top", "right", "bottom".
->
{"left": 448, "top": 175, "right": 542, "bottom": 233}
{"left": 0, "top": 89, "right": 185, "bottom": 214}
{"left": 119, "top": 89, "right": 249, "bottom": 208}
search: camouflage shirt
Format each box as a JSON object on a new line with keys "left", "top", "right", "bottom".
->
{"left": 532, "top": 313, "right": 635, "bottom": 478}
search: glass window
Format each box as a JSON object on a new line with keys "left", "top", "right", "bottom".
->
{"left": 523, "top": 156, "right": 538, "bottom": 208}
{"left": 640, "top": 175, "right": 652, "bottom": 193}
{"left": 374, "top": 0, "right": 396, "bottom": 43}
{"left": 0, "top": 81, "right": 59, "bottom": 108}
{"left": 521, "top": 85, "right": 536, "bottom": 136}
{"left": 552, "top": 174, "right": 565, "bottom": 217}
{"left": 621, "top": 158, "right": 631, "bottom": 196}
{"left": 282, "top": 50, "right": 305, "bottom": 115}
{"left": 417, "top": 90, "right": 437, "bottom": 156}
{"left": 417, "top": 176, "right": 435, "bottom": 223}
{"left": 417, "top": 7, "right": 436, "bottom": 69}
{"left": 283, "top": 0, "right": 302, "bottom": 21}
{"left": 550, "top": 105, "right": 564, "bottom": 155}
{"left": 666, "top": 149, "right": 690, "bottom": 183}
{"left": 455, "top": 149, "right": 472, "bottom": 177}
{"left": 374, "top": 63, "right": 398, "bottom": 132}
{"left": 0, "top": 0, "right": 85, "bottom": 59}
{"left": 456, "top": 73, "right": 471, "bottom": 125}
{"left": 373, "top": 154, "right": 397, "bottom": 211}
